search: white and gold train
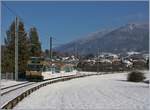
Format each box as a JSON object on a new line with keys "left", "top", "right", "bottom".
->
{"left": 26, "top": 57, "right": 77, "bottom": 81}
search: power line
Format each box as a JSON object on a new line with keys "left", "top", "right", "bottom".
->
{"left": 52, "top": 43, "right": 66, "bottom": 46}
{"left": 2, "top": 1, "right": 20, "bottom": 18}
{"left": 97, "top": 48, "right": 100, "bottom": 73}
{"left": 1, "top": 2, "right": 35, "bottom": 45}
{"left": 50, "top": 37, "right": 52, "bottom": 60}
{"left": 2, "top": 1, "right": 36, "bottom": 31}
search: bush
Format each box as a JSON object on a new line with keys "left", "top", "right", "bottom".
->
{"left": 127, "top": 71, "right": 145, "bottom": 82}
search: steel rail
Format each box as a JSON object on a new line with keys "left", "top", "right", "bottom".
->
{"left": 1, "top": 82, "right": 29, "bottom": 90}
{"left": 1, "top": 82, "right": 36, "bottom": 96}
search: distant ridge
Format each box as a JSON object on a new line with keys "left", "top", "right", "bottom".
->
{"left": 55, "top": 23, "right": 149, "bottom": 55}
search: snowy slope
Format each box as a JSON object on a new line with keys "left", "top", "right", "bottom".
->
{"left": 14, "top": 72, "right": 149, "bottom": 110}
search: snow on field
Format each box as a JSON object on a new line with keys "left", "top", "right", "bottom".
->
{"left": 42, "top": 70, "right": 77, "bottom": 80}
{"left": 14, "top": 71, "right": 149, "bottom": 110}
{"left": 0, "top": 80, "right": 28, "bottom": 88}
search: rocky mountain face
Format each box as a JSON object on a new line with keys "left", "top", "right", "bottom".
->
{"left": 55, "top": 23, "right": 149, "bottom": 55}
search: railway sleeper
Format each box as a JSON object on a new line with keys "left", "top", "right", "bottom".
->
{"left": 23, "top": 92, "right": 27, "bottom": 97}
{"left": 33, "top": 87, "right": 36, "bottom": 91}
{"left": 12, "top": 98, "right": 18, "bottom": 107}
{"left": 5, "top": 102, "right": 13, "bottom": 109}
{"left": 29, "top": 89, "right": 32, "bottom": 93}
{"left": 36, "top": 86, "right": 39, "bottom": 89}
{"left": 26, "top": 90, "right": 30, "bottom": 95}
{"left": 17, "top": 96, "right": 22, "bottom": 102}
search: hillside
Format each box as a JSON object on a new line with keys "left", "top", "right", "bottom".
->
{"left": 55, "top": 23, "right": 149, "bottom": 55}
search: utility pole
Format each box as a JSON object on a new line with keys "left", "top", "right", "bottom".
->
{"left": 97, "top": 48, "right": 100, "bottom": 73}
{"left": 74, "top": 44, "right": 78, "bottom": 58}
{"left": 15, "top": 17, "right": 19, "bottom": 80}
{"left": 49, "top": 37, "right": 53, "bottom": 73}
{"left": 76, "top": 45, "right": 78, "bottom": 59}
{"left": 50, "top": 37, "right": 52, "bottom": 60}
{"left": 75, "top": 44, "right": 78, "bottom": 71}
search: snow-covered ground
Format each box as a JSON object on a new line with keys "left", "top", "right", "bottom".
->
{"left": 42, "top": 70, "right": 77, "bottom": 80}
{"left": 14, "top": 71, "right": 149, "bottom": 110}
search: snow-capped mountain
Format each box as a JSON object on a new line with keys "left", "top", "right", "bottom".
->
{"left": 55, "top": 23, "right": 149, "bottom": 55}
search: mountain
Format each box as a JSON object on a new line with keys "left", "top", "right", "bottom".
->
{"left": 54, "top": 23, "right": 149, "bottom": 55}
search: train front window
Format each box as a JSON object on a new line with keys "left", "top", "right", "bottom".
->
{"left": 27, "top": 64, "right": 43, "bottom": 71}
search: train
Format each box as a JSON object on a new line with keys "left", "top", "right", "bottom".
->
{"left": 26, "top": 57, "right": 77, "bottom": 81}
{"left": 26, "top": 57, "right": 44, "bottom": 81}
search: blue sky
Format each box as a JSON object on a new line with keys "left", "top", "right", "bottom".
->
{"left": 1, "top": 1, "right": 149, "bottom": 50}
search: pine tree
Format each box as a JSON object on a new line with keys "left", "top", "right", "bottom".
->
{"left": 3, "top": 20, "right": 30, "bottom": 78}
{"left": 29, "top": 27, "right": 41, "bottom": 57}
{"left": 18, "top": 21, "right": 30, "bottom": 78}
{"left": 3, "top": 21, "right": 15, "bottom": 74}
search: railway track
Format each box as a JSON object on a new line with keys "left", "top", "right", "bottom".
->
{"left": 1, "top": 74, "right": 76, "bottom": 96}
{"left": 1, "top": 82, "right": 37, "bottom": 96}
{"left": 1, "top": 73, "right": 100, "bottom": 109}
{"left": 1, "top": 81, "right": 29, "bottom": 90}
